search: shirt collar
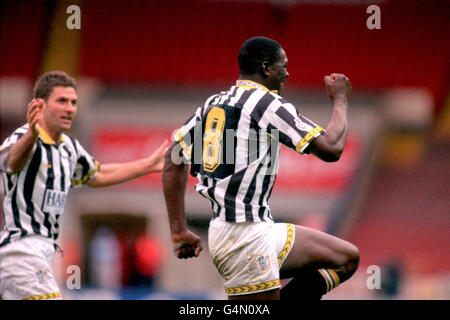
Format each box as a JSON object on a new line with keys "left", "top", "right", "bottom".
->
{"left": 236, "top": 80, "right": 278, "bottom": 94}
{"left": 38, "top": 126, "right": 65, "bottom": 145}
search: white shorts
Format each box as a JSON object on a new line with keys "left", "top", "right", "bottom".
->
{"left": 208, "top": 218, "right": 295, "bottom": 296}
{"left": 0, "top": 236, "right": 62, "bottom": 300}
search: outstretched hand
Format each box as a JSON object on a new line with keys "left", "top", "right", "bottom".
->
{"left": 172, "top": 230, "right": 203, "bottom": 259}
{"left": 27, "top": 98, "right": 44, "bottom": 135}
{"left": 147, "top": 139, "right": 170, "bottom": 172}
{"left": 324, "top": 73, "right": 352, "bottom": 101}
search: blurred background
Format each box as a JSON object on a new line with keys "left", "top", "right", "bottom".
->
{"left": 0, "top": 0, "right": 448, "bottom": 300}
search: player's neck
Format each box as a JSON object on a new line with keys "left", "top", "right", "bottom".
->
{"left": 39, "top": 121, "right": 63, "bottom": 144}
{"left": 239, "top": 75, "right": 271, "bottom": 90}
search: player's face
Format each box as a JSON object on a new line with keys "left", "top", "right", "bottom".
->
{"left": 268, "top": 48, "right": 289, "bottom": 94}
{"left": 41, "top": 86, "right": 78, "bottom": 134}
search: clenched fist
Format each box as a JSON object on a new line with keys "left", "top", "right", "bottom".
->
{"left": 324, "top": 73, "right": 352, "bottom": 101}
{"left": 172, "top": 230, "right": 203, "bottom": 259}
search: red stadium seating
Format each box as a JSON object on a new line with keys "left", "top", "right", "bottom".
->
{"left": 0, "top": 0, "right": 50, "bottom": 79}
{"left": 346, "top": 143, "right": 450, "bottom": 274}
{"left": 77, "top": 0, "right": 449, "bottom": 113}
{"left": 2, "top": 0, "right": 448, "bottom": 113}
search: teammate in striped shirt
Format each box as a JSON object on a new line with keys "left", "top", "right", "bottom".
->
{"left": 0, "top": 71, "right": 169, "bottom": 300}
{"left": 163, "top": 37, "right": 360, "bottom": 299}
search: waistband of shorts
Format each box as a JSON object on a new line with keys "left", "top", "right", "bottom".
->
{"left": 24, "top": 235, "right": 55, "bottom": 244}
{"left": 4, "top": 235, "right": 55, "bottom": 248}
{"left": 210, "top": 217, "right": 275, "bottom": 225}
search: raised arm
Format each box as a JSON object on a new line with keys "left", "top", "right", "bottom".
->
{"left": 306, "top": 73, "right": 351, "bottom": 162}
{"left": 7, "top": 99, "right": 43, "bottom": 172}
{"left": 86, "top": 139, "right": 169, "bottom": 187}
{"left": 162, "top": 142, "right": 202, "bottom": 259}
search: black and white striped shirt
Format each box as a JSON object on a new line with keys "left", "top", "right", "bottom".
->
{"left": 0, "top": 124, "right": 99, "bottom": 247}
{"left": 174, "top": 80, "right": 324, "bottom": 223}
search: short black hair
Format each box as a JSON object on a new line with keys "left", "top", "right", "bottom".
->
{"left": 238, "top": 36, "right": 282, "bottom": 75}
{"left": 33, "top": 71, "right": 77, "bottom": 101}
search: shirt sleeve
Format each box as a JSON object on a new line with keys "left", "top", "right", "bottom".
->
{"left": 0, "top": 125, "right": 29, "bottom": 173}
{"left": 256, "top": 97, "right": 324, "bottom": 155}
{"left": 70, "top": 138, "right": 100, "bottom": 188}
{"left": 173, "top": 106, "right": 202, "bottom": 162}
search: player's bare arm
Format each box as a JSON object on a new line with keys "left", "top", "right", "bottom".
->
{"left": 162, "top": 142, "right": 202, "bottom": 259}
{"left": 6, "top": 99, "right": 44, "bottom": 172}
{"left": 306, "top": 73, "right": 351, "bottom": 162}
{"left": 86, "top": 139, "right": 169, "bottom": 188}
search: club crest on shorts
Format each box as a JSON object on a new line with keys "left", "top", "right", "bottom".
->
{"left": 254, "top": 255, "right": 270, "bottom": 273}
{"left": 35, "top": 268, "right": 48, "bottom": 284}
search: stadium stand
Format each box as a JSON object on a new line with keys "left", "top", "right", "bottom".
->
{"left": 0, "top": 0, "right": 51, "bottom": 79}
{"left": 348, "top": 145, "right": 450, "bottom": 272}
{"left": 1, "top": 0, "right": 448, "bottom": 111}
{"left": 76, "top": 0, "right": 449, "bottom": 113}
